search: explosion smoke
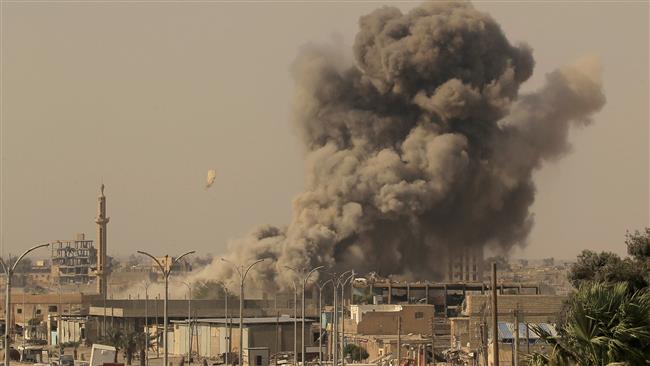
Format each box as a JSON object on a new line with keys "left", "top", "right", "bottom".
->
{"left": 193, "top": 1, "right": 605, "bottom": 291}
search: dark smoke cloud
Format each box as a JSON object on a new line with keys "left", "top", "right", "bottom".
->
{"left": 192, "top": 1, "right": 605, "bottom": 290}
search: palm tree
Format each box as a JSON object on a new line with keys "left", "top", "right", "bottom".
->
{"left": 122, "top": 331, "right": 147, "bottom": 366}
{"left": 101, "top": 328, "right": 125, "bottom": 363}
{"left": 527, "top": 282, "right": 650, "bottom": 365}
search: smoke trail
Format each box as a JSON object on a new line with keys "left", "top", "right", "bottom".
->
{"left": 192, "top": 1, "right": 605, "bottom": 291}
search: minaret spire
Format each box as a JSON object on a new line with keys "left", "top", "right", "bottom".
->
{"left": 95, "top": 184, "right": 110, "bottom": 296}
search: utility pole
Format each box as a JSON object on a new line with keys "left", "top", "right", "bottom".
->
{"left": 396, "top": 316, "right": 401, "bottom": 366}
{"left": 481, "top": 320, "right": 488, "bottom": 366}
{"left": 491, "top": 262, "right": 499, "bottom": 366}
{"left": 429, "top": 317, "right": 435, "bottom": 366}
{"left": 513, "top": 307, "right": 519, "bottom": 366}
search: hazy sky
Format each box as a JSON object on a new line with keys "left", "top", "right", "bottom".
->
{"left": 1, "top": 1, "right": 648, "bottom": 262}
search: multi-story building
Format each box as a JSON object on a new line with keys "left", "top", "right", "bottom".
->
{"left": 446, "top": 246, "right": 484, "bottom": 282}
{"left": 50, "top": 233, "right": 97, "bottom": 285}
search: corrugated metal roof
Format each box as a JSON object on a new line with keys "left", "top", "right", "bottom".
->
{"left": 171, "top": 316, "right": 316, "bottom": 325}
{"left": 493, "top": 322, "right": 557, "bottom": 341}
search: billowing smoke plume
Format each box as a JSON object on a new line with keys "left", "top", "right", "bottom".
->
{"left": 193, "top": 1, "right": 605, "bottom": 291}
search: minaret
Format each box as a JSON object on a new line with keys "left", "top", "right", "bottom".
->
{"left": 95, "top": 184, "right": 110, "bottom": 296}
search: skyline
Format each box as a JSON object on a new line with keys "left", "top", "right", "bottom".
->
{"left": 1, "top": 1, "right": 648, "bottom": 263}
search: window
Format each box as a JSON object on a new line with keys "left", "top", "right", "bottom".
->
{"left": 17, "top": 309, "right": 22, "bottom": 314}
{"left": 48, "top": 306, "right": 58, "bottom": 312}
{"left": 36, "top": 309, "right": 42, "bottom": 315}
{"left": 414, "top": 311, "right": 423, "bottom": 319}
{"left": 256, "top": 356, "right": 262, "bottom": 366}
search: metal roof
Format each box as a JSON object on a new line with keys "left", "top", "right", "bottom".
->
{"left": 494, "top": 322, "right": 557, "bottom": 340}
{"left": 171, "top": 316, "right": 316, "bottom": 325}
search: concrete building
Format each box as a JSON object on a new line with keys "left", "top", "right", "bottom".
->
{"left": 354, "top": 280, "right": 540, "bottom": 317}
{"left": 447, "top": 293, "right": 567, "bottom": 365}
{"left": 343, "top": 304, "right": 439, "bottom": 363}
{"left": 50, "top": 233, "right": 97, "bottom": 285}
{"left": 446, "top": 246, "right": 484, "bottom": 282}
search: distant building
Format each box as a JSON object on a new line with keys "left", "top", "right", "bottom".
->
{"left": 446, "top": 246, "right": 484, "bottom": 282}
{"left": 50, "top": 233, "right": 97, "bottom": 285}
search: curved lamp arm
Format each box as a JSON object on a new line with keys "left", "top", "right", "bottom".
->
{"left": 243, "top": 259, "right": 265, "bottom": 281}
{"left": 172, "top": 251, "right": 195, "bottom": 269}
{"left": 336, "top": 270, "right": 353, "bottom": 288}
{"left": 0, "top": 258, "right": 7, "bottom": 275}
{"left": 318, "top": 278, "right": 334, "bottom": 290}
{"left": 11, "top": 243, "right": 50, "bottom": 273}
{"left": 138, "top": 251, "right": 166, "bottom": 274}
{"left": 304, "top": 265, "right": 325, "bottom": 286}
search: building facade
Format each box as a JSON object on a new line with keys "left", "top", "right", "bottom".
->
{"left": 50, "top": 233, "right": 97, "bottom": 285}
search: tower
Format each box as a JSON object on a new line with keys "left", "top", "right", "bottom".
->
{"left": 95, "top": 184, "right": 110, "bottom": 295}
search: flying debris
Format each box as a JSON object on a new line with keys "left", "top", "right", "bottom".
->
{"left": 205, "top": 169, "right": 217, "bottom": 189}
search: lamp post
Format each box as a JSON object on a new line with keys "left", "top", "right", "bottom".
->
{"left": 142, "top": 281, "right": 151, "bottom": 366}
{"left": 219, "top": 283, "right": 230, "bottom": 366}
{"left": 0, "top": 243, "right": 50, "bottom": 366}
{"left": 328, "top": 270, "right": 351, "bottom": 366}
{"left": 181, "top": 281, "right": 192, "bottom": 365}
{"left": 221, "top": 258, "right": 265, "bottom": 366}
{"left": 317, "top": 279, "right": 333, "bottom": 363}
{"left": 137, "top": 250, "right": 195, "bottom": 366}
{"left": 290, "top": 280, "right": 298, "bottom": 366}
{"left": 331, "top": 271, "right": 352, "bottom": 366}
{"left": 338, "top": 272, "right": 354, "bottom": 366}
{"left": 285, "top": 265, "right": 324, "bottom": 366}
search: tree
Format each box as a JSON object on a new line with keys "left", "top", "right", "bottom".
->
{"left": 527, "top": 282, "right": 650, "bottom": 365}
{"left": 626, "top": 228, "right": 650, "bottom": 260}
{"left": 100, "top": 328, "right": 125, "bottom": 363}
{"left": 122, "top": 331, "right": 146, "bottom": 366}
{"left": 344, "top": 344, "right": 369, "bottom": 361}
{"left": 568, "top": 250, "right": 643, "bottom": 288}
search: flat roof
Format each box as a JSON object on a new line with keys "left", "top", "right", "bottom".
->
{"left": 171, "top": 316, "right": 316, "bottom": 325}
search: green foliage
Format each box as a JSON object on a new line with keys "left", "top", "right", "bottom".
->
{"left": 526, "top": 282, "right": 650, "bottom": 365}
{"left": 193, "top": 280, "right": 228, "bottom": 300}
{"left": 568, "top": 250, "right": 648, "bottom": 291}
{"left": 344, "top": 344, "right": 369, "bottom": 361}
{"left": 626, "top": 228, "right": 650, "bottom": 260}
{"left": 99, "top": 328, "right": 124, "bottom": 362}
{"left": 122, "top": 331, "right": 147, "bottom": 365}
{"left": 98, "top": 329, "right": 147, "bottom": 365}
{"left": 352, "top": 293, "right": 374, "bottom": 305}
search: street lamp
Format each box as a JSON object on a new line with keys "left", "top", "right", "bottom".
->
{"left": 330, "top": 270, "right": 352, "bottom": 366}
{"left": 137, "top": 250, "right": 195, "bottom": 366}
{"left": 219, "top": 282, "right": 230, "bottom": 366}
{"left": 0, "top": 243, "right": 50, "bottom": 366}
{"left": 338, "top": 271, "right": 354, "bottom": 366}
{"left": 317, "top": 279, "right": 333, "bottom": 363}
{"left": 221, "top": 258, "right": 265, "bottom": 366}
{"left": 285, "top": 265, "right": 324, "bottom": 366}
{"left": 141, "top": 281, "right": 151, "bottom": 366}
{"left": 289, "top": 279, "right": 298, "bottom": 366}
{"left": 181, "top": 281, "right": 192, "bottom": 365}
